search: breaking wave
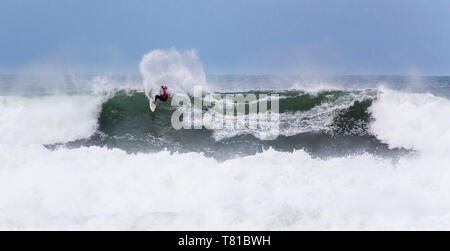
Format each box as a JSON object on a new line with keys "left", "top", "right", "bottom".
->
{"left": 0, "top": 72, "right": 449, "bottom": 230}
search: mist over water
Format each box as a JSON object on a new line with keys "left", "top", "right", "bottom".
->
{"left": 139, "top": 49, "right": 209, "bottom": 98}
{"left": 0, "top": 49, "right": 450, "bottom": 230}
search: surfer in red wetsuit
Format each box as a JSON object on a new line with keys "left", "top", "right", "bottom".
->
{"left": 152, "top": 86, "right": 169, "bottom": 104}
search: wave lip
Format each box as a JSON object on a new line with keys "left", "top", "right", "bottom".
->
{"left": 0, "top": 95, "right": 102, "bottom": 145}
{"left": 369, "top": 87, "right": 450, "bottom": 155}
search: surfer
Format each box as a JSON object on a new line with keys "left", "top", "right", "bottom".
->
{"left": 152, "top": 86, "right": 169, "bottom": 104}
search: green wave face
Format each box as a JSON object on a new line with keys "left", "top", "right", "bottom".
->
{"left": 278, "top": 90, "right": 348, "bottom": 113}
{"left": 62, "top": 89, "right": 405, "bottom": 160}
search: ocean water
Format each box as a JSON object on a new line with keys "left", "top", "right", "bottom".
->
{"left": 1, "top": 52, "right": 450, "bottom": 230}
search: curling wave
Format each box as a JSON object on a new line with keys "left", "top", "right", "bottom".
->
{"left": 0, "top": 82, "right": 450, "bottom": 230}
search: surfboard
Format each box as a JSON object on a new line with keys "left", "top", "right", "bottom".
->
{"left": 149, "top": 98, "right": 156, "bottom": 112}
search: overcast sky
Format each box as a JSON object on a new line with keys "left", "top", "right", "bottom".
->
{"left": 1, "top": 0, "right": 449, "bottom": 75}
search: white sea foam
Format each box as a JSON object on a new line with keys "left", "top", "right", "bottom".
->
{"left": 370, "top": 87, "right": 450, "bottom": 156}
{"left": 0, "top": 95, "right": 102, "bottom": 145}
{"left": 0, "top": 145, "right": 450, "bottom": 230}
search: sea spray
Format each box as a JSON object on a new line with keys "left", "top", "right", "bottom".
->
{"left": 139, "top": 49, "right": 209, "bottom": 99}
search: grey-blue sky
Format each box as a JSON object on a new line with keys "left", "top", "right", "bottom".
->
{"left": 0, "top": 0, "right": 449, "bottom": 75}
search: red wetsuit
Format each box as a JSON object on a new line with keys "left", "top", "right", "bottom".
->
{"left": 155, "top": 86, "right": 168, "bottom": 101}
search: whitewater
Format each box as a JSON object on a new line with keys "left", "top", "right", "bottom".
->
{"left": 0, "top": 50, "right": 449, "bottom": 230}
